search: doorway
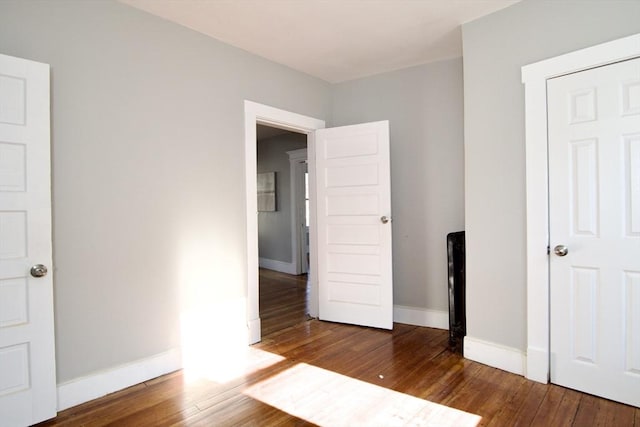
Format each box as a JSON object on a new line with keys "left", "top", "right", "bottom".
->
{"left": 244, "top": 101, "right": 325, "bottom": 344}
{"left": 256, "top": 125, "right": 310, "bottom": 335}
{"left": 245, "top": 102, "right": 394, "bottom": 342}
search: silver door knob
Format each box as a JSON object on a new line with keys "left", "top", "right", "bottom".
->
{"left": 30, "top": 264, "right": 48, "bottom": 278}
{"left": 380, "top": 216, "right": 390, "bottom": 224}
{"left": 553, "top": 245, "right": 568, "bottom": 257}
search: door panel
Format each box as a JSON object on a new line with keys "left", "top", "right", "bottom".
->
{"left": 315, "top": 121, "right": 392, "bottom": 330}
{"left": 625, "top": 272, "right": 640, "bottom": 376}
{"left": 548, "top": 57, "right": 640, "bottom": 407}
{"left": 626, "top": 134, "right": 640, "bottom": 236}
{"left": 0, "top": 53, "right": 56, "bottom": 425}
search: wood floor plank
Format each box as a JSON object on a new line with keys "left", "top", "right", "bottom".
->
{"left": 37, "top": 269, "right": 639, "bottom": 426}
{"left": 393, "top": 347, "right": 466, "bottom": 399}
{"left": 419, "top": 356, "right": 483, "bottom": 404}
{"left": 572, "top": 393, "right": 599, "bottom": 426}
{"left": 529, "top": 384, "right": 567, "bottom": 427}
{"left": 356, "top": 327, "right": 448, "bottom": 389}
{"left": 595, "top": 395, "right": 637, "bottom": 426}
{"left": 472, "top": 368, "right": 525, "bottom": 425}
{"left": 544, "top": 387, "right": 581, "bottom": 427}
{"left": 484, "top": 377, "right": 537, "bottom": 426}
{"left": 510, "top": 382, "right": 549, "bottom": 426}
{"left": 441, "top": 364, "right": 504, "bottom": 413}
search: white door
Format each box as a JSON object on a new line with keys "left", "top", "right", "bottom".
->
{"left": 548, "top": 57, "right": 640, "bottom": 407}
{"left": 315, "top": 121, "right": 393, "bottom": 329}
{"left": 0, "top": 54, "right": 56, "bottom": 425}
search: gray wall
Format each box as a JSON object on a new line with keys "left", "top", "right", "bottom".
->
{"left": 462, "top": 0, "right": 640, "bottom": 350}
{"left": 331, "top": 58, "right": 465, "bottom": 312}
{"left": 0, "top": 0, "right": 330, "bottom": 382}
{"left": 257, "top": 133, "right": 307, "bottom": 263}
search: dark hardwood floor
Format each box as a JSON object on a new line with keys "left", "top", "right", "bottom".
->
{"left": 259, "top": 268, "right": 310, "bottom": 336}
{"left": 37, "top": 270, "right": 639, "bottom": 426}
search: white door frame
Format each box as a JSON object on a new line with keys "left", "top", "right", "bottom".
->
{"left": 522, "top": 33, "right": 640, "bottom": 383}
{"left": 244, "top": 101, "right": 325, "bottom": 344}
{"left": 287, "top": 148, "right": 308, "bottom": 275}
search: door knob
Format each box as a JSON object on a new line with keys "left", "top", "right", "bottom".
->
{"left": 380, "top": 216, "right": 390, "bottom": 224}
{"left": 30, "top": 264, "right": 48, "bottom": 278}
{"left": 553, "top": 245, "right": 568, "bottom": 257}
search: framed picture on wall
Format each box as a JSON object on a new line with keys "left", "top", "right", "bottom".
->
{"left": 257, "top": 172, "right": 276, "bottom": 211}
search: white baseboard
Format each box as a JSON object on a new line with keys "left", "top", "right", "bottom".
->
{"left": 248, "top": 317, "right": 261, "bottom": 345}
{"left": 393, "top": 305, "right": 449, "bottom": 330}
{"left": 525, "top": 346, "right": 549, "bottom": 383}
{"left": 57, "top": 347, "right": 182, "bottom": 411}
{"left": 259, "top": 257, "right": 296, "bottom": 275}
{"left": 464, "top": 336, "right": 525, "bottom": 376}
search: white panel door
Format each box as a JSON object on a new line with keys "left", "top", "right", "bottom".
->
{"left": 548, "top": 57, "right": 640, "bottom": 407}
{"left": 315, "top": 121, "right": 392, "bottom": 329}
{"left": 0, "top": 54, "right": 56, "bottom": 425}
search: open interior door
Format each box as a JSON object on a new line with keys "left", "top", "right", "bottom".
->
{"left": 315, "top": 121, "right": 393, "bottom": 329}
{"left": 0, "top": 53, "right": 56, "bottom": 425}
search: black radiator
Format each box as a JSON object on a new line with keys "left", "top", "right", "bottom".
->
{"left": 447, "top": 231, "right": 466, "bottom": 354}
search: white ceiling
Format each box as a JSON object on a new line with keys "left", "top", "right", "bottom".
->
{"left": 119, "top": 0, "right": 518, "bottom": 83}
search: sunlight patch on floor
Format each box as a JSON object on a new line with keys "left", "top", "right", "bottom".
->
{"left": 180, "top": 301, "right": 285, "bottom": 384}
{"left": 244, "top": 362, "right": 481, "bottom": 426}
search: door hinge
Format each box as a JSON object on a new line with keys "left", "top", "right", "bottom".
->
{"left": 546, "top": 245, "right": 550, "bottom": 255}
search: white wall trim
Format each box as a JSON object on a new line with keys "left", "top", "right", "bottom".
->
{"left": 393, "top": 305, "right": 448, "bottom": 330}
{"left": 464, "top": 336, "right": 525, "bottom": 376}
{"left": 287, "top": 148, "right": 308, "bottom": 276}
{"left": 56, "top": 348, "right": 182, "bottom": 411}
{"left": 247, "top": 318, "right": 261, "bottom": 345}
{"left": 259, "top": 257, "right": 297, "bottom": 275}
{"left": 245, "top": 101, "right": 325, "bottom": 344}
{"left": 521, "top": 33, "right": 640, "bottom": 384}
